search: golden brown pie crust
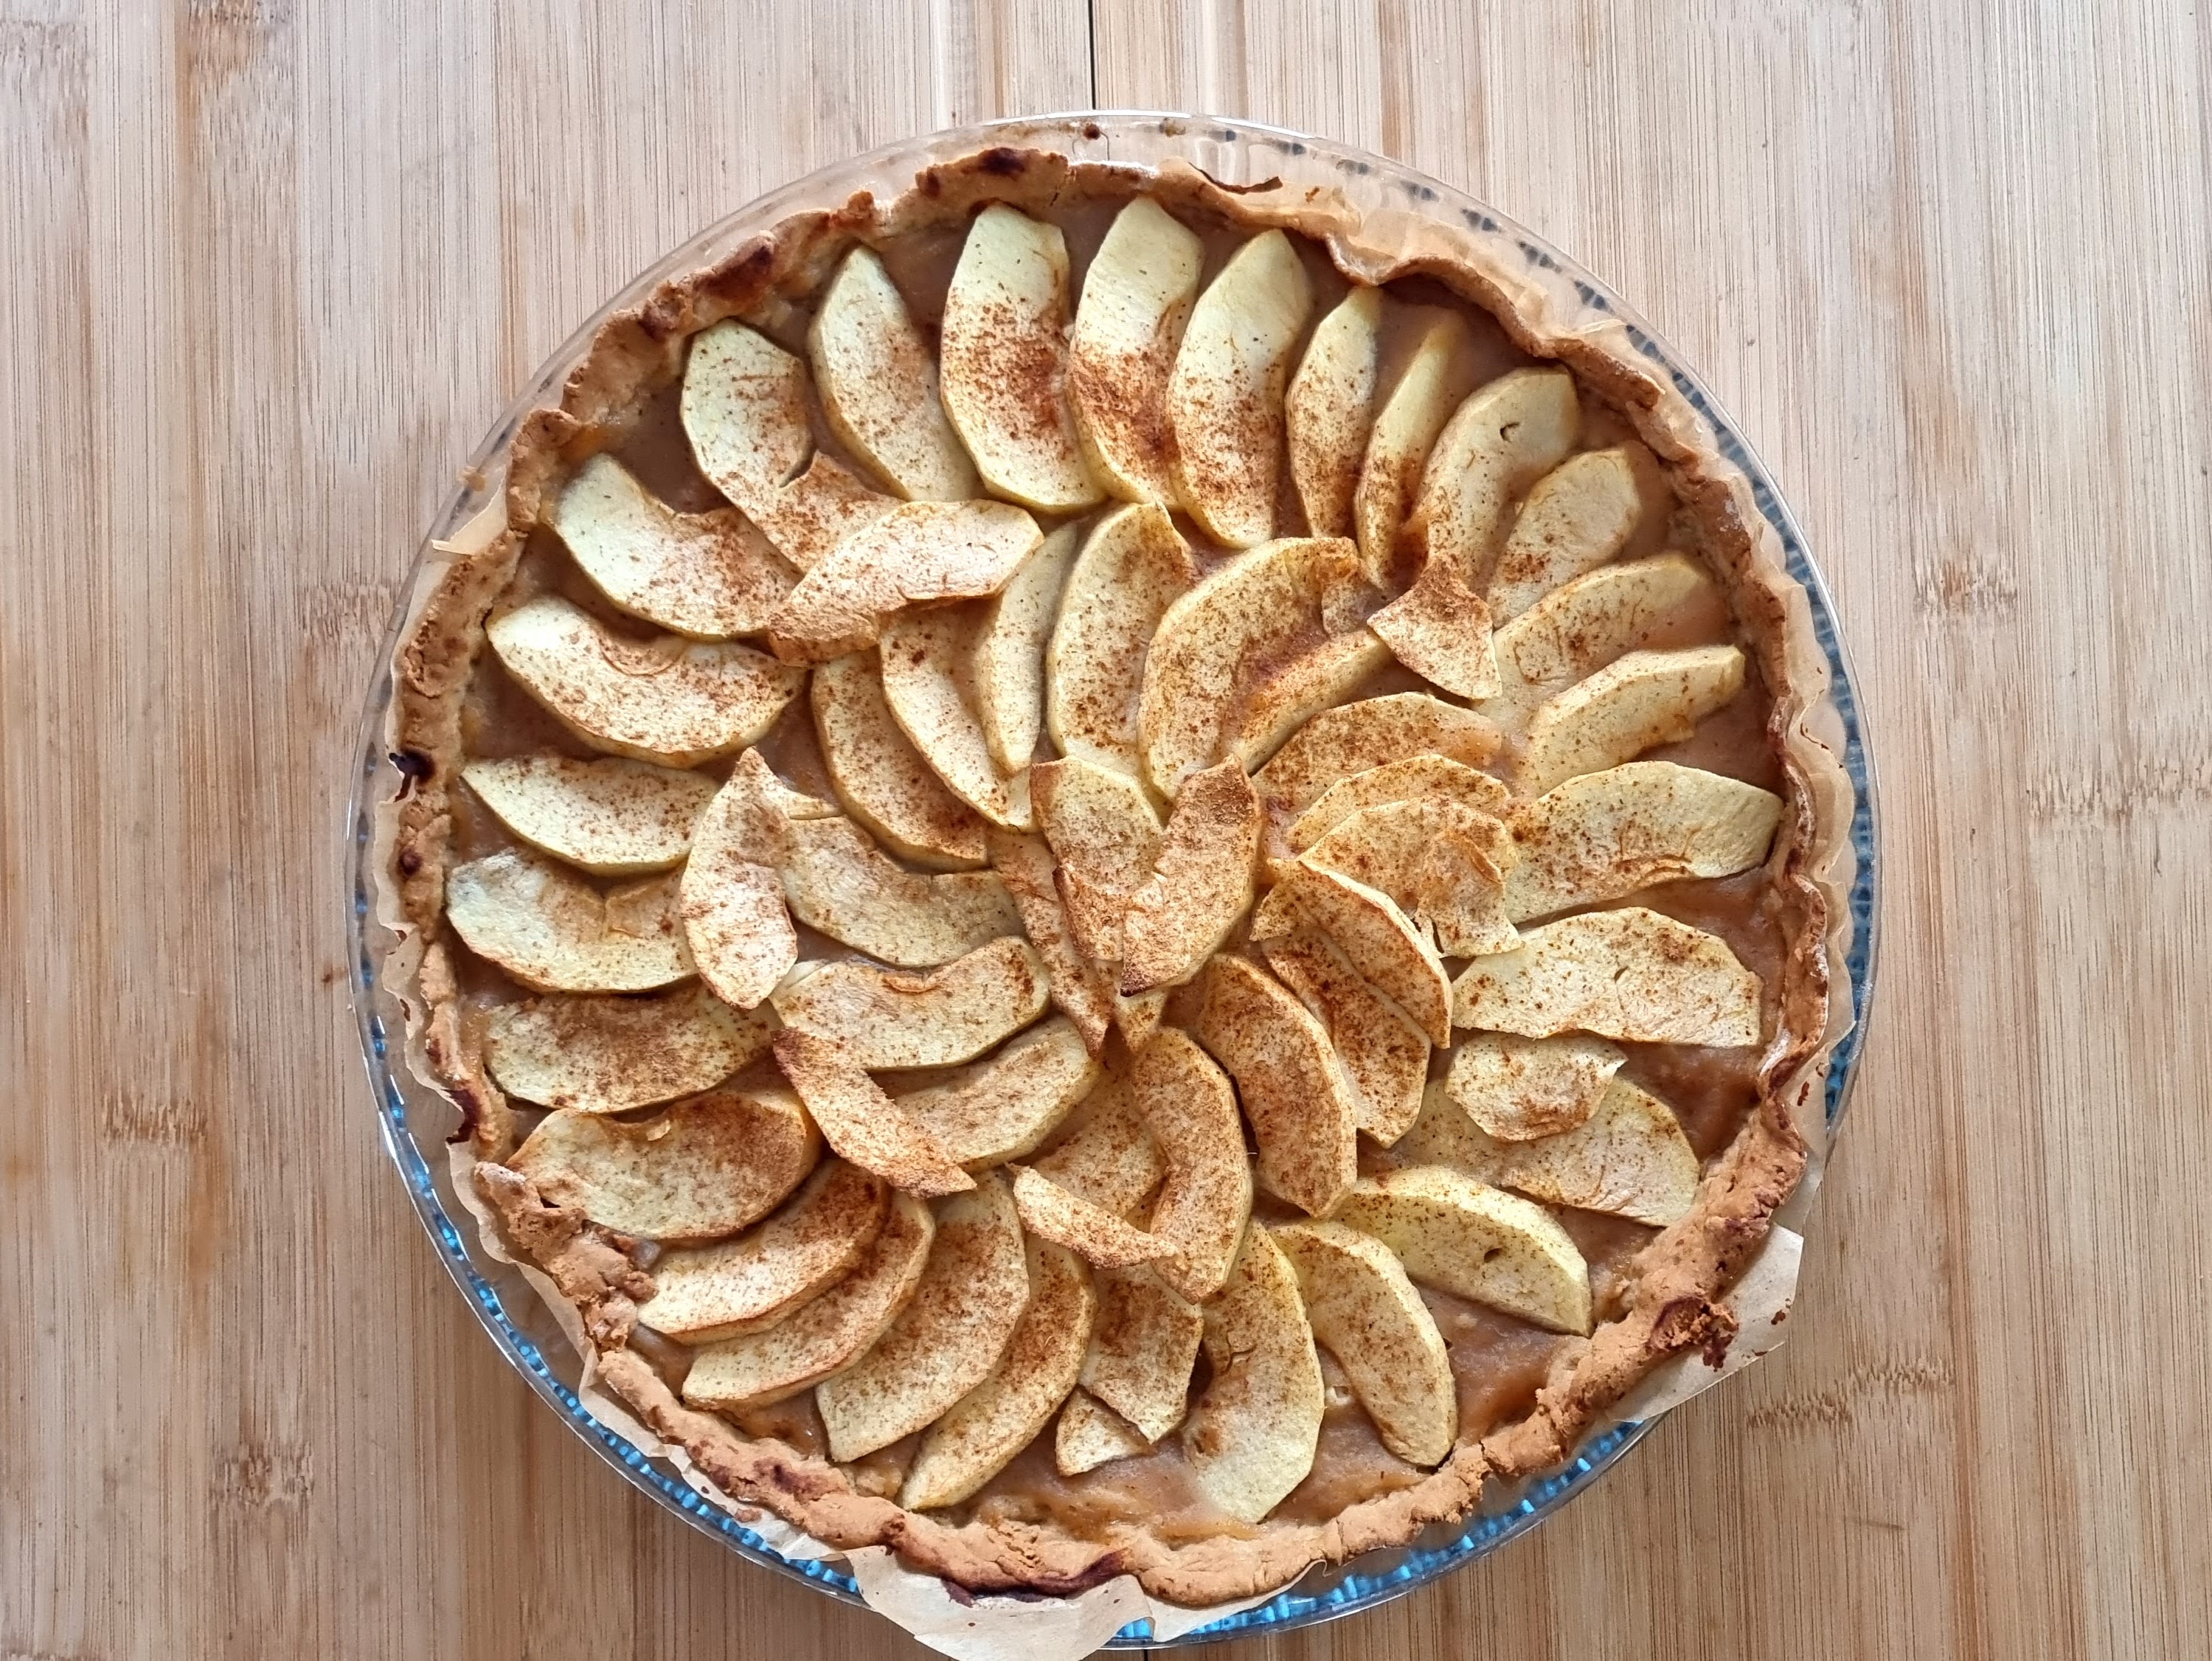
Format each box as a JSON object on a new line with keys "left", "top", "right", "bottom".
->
{"left": 378, "top": 145, "right": 1851, "bottom": 1605}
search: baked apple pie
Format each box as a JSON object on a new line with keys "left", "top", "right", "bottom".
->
{"left": 384, "top": 142, "right": 1845, "bottom": 1606}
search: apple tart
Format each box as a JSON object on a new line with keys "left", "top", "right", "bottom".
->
{"left": 385, "top": 145, "right": 1845, "bottom": 1606}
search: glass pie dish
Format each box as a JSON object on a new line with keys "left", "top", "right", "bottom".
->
{"left": 346, "top": 111, "right": 1879, "bottom": 1646}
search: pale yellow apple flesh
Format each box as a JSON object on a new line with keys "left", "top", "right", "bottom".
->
{"left": 1045, "top": 503, "right": 1199, "bottom": 776}
{"left": 639, "top": 1161, "right": 889, "bottom": 1342}
{"left": 902, "top": 1240, "right": 1095, "bottom": 1509}
{"left": 1353, "top": 311, "right": 1479, "bottom": 588}
{"left": 1069, "top": 196, "right": 1206, "bottom": 506}
{"left": 1194, "top": 955, "right": 1358, "bottom": 1217}
{"left": 488, "top": 594, "right": 804, "bottom": 768}
{"left": 462, "top": 754, "right": 717, "bottom": 877}
{"left": 816, "top": 1171, "right": 1031, "bottom": 1462}
{"left": 485, "top": 982, "right": 772, "bottom": 1114}
{"left": 684, "top": 1193, "right": 935, "bottom": 1412}
{"left": 1273, "top": 1219, "right": 1457, "bottom": 1466}
{"left": 1168, "top": 230, "right": 1316, "bottom": 548}
{"left": 939, "top": 204, "right": 1103, "bottom": 513}
{"left": 548, "top": 452, "right": 794, "bottom": 639}
{"left": 1180, "top": 1226, "right": 1325, "bottom": 1524}
{"left": 1286, "top": 286, "right": 1384, "bottom": 539}
{"left": 810, "top": 652, "right": 990, "bottom": 870}
{"left": 512, "top": 1087, "right": 819, "bottom": 1243}
{"left": 1485, "top": 444, "right": 1651, "bottom": 621}
{"left": 1450, "top": 906, "right": 1762, "bottom": 1046}
{"left": 808, "top": 245, "right": 980, "bottom": 502}
{"left": 769, "top": 937, "right": 1050, "bottom": 1069}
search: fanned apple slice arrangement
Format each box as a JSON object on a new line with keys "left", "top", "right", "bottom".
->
{"left": 454, "top": 192, "right": 1792, "bottom": 1529}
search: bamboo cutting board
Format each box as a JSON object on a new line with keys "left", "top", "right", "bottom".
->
{"left": 4, "top": 3, "right": 2208, "bottom": 1657}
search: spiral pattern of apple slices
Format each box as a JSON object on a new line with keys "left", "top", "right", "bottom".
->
{"left": 453, "top": 190, "right": 1794, "bottom": 1524}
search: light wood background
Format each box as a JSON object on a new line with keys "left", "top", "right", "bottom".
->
{"left": 6, "top": 1, "right": 2208, "bottom": 1656}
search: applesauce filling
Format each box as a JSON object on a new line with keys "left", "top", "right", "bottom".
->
{"left": 423, "top": 166, "right": 1802, "bottom": 1558}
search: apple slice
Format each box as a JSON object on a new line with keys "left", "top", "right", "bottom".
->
{"left": 1167, "top": 230, "right": 1315, "bottom": 548}
{"left": 1272, "top": 1220, "right": 1456, "bottom": 1466}
{"left": 1131, "top": 1028, "right": 1253, "bottom": 1302}
{"left": 1182, "top": 1225, "right": 1325, "bottom": 1523}
{"left": 779, "top": 815, "right": 1021, "bottom": 968}
{"left": 746, "top": 455, "right": 899, "bottom": 575}
{"left": 1259, "top": 932, "right": 1428, "bottom": 1146}
{"left": 1011, "top": 1166, "right": 1178, "bottom": 1269}
{"left": 986, "top": 829, "right": 1117, "bottom": 1053}
{"left": 446, "top": 850, "right": 692, "bottom": 994}
{"left": 1366, "top": 558, "right": 1499, "bottom": 699}
{"left": 770, "top": 937, "right": 1050, "bottom": 1069}
{"left": 1120, "top": 759, "right": 1262, "bottom": 994}
{"left": 1137, "top": 535, "right": 1362, "bottom": 798}
{"left": 485, "top": 983, "right": 771, "bottom": 1114}
{"left": 895, "top": 1018, "right": 1100, "bottom": 1169}
{"left": 1252, "top": 862, "right": 1452, "bottom": 1047}
{"left": 678, "top": 755, "right": 810, "bottom": 1010}
{"left": 808, "top": 246, "right": 979, "bottom": 502}
{"left": 1301, "top": 798, "right": 1519, "bottom": 958}
{"left": 679, "top": 319, "right": 895, "bottom": 571}
{"left": 816, "top": 1171, "right": 1030, "bottom": 1460}
{"left": 462, "top": 755, "right": 716, "bottom": 877}
{"left": 1450, "top": 905, "right": 1762, "bottom": 1045}
{"left": 1045, "top": 504, "right": 1199, "bottom": 775}
{"left": 1286, "top": 286, "right": 1384, "bottom": 538}
{"left": 1056, "top": 1389, "right": 1151, "bottom": 1474}
{"left": 768, "top": 499, "right": 1044, "bottom": 664}
{"left": 1194, "top": 956, "right": 1358, "bottom": 1217}
{"left": 974, "top": 522, "right": 1081, "bottom": 773}
{"left": 1030, "top": 755, "right": 1165, "bottom": 963}
{"left": 1485, "top": 445, "right": 1651, "bottom": 620}
{"left": 1353, "top": 311, "right": 1479, "bottom": 588}
{"left": 771, "top": 1030, "right": 976, "bottom": 1197}
{"left": 811, "top": 653, "right": 988, "bottom": 870}
{"left": 1505, "top": 760, "right": 1783, "bottom": 920}
{"left": 548, "top": 453, "right": 794, "bottom": 639}
{"left": 1078, "top": 1267, "right": 1203, "bottom": 1443}
{"left": 1336, "top": 1165, "right": 1591, "bottom": 1334}
{"left": 939, "top": 204, "right": 1102, "bottom": 513}
{"left": 684, "top": 1193, "right": 935, "bottom": 1410}
{"left": 1441, "top": 1078, "right": 1699, "bottom": 1227}
{"left": 1486, "top": 552, "right": 1723, "bottom": 727}
{"left": 639, "top": 1160, "right": 888, "bottom": 1342}
{"left": 1252, "top": 691, "right": 1501, "bottom": 830}
{"left": 1225, "top": 628, "right": 1394, "bottom": 774}
{"left": 904, "top": 1240, "right": 1095, "bottom": 1508}
{"left": 1286, "top": 755, "right": 1511, "bottom": 851}
{"left": 881, "top": 607, "right": 1032, "bottom": 829}
{"left": 1029, "top": 1072, "right": 1166, "bottom": 1218}
{"left": 1115, "top": 988, "right": 1169, "bottom": 1052}
{"left": 488, "top": 595, "right": 804, "bottom": 767}
{"left": 676, "top": 319, "right": 812, "bottom": 504}
{"left": 1523, "top": 1076, "right": 1702, "bottom": 1224}
{"left": 1069, "top": 195, "right": 1206, "bottom": 506}
{"left": 1516, "top": 644, "right": 1747, "bottom": 797}
{"left": 511, "top": 1087, "right": 819, "bottom": 1243}
{"left": 1443, "top": 1031, "right": 1626, "bottom": 1140}
{"left": 1410, "top": 367, "right": 1579, "bottom": 586}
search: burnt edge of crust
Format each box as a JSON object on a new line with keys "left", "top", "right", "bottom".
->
{"left": 379, "top": 145, "right": 1847, "bottom": 1606}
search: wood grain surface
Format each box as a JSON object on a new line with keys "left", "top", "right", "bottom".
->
{"left": 5, "top": 2, "right": 2208, "bottom": 1657}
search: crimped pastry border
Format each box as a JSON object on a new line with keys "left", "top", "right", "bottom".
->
{"left": 375, "top": 144, "right": 1851, "bottom": 1606}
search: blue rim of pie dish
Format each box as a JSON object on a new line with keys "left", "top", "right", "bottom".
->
{"left": 348, "top": 113, "right": 1879, "bottom": 1649}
